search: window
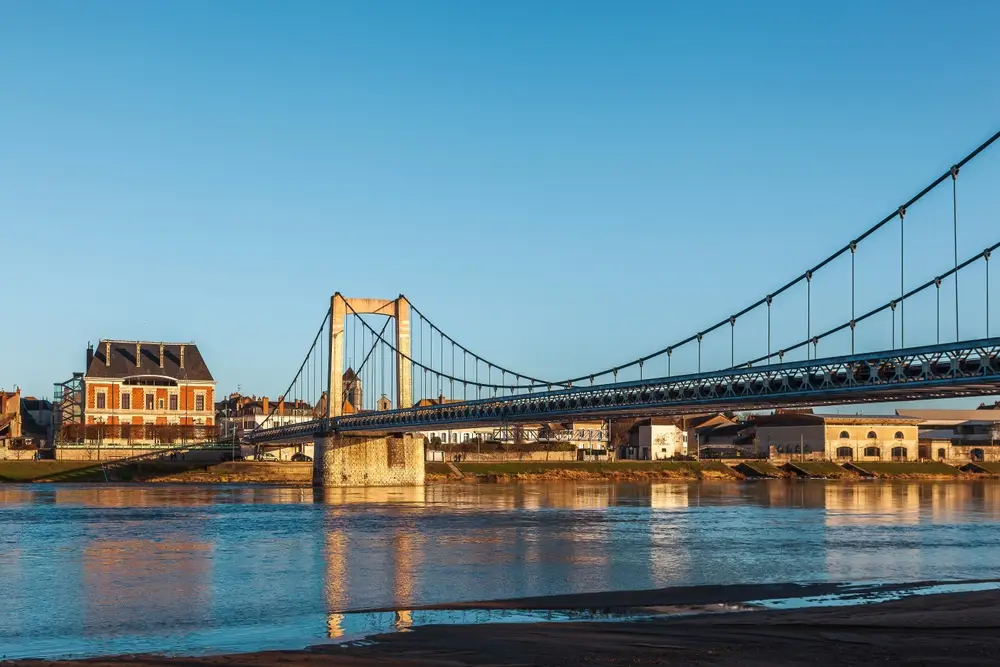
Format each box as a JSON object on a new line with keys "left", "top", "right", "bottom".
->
{"left": 195, "top": 394, "right": 205, "bottom": 411}
{"left": 121, "top": 393, "right": 130, "bottom": 410}
{"left": 867, "top": 431, "right": 878, "bottom": 440}
{"left": 894, "top": 431, "right": 904, "bottom": 440}
{"left": 96, "top": 392, "right": 106, "bottom": 409}
{"left": 971, "top": 448, "right": 985, "bottom": 462}
{"left": 891, "top": 446, "right": 907, "bottom": 461}
{"left": 864, "top": 446, "right": 881, "bottom": 457}
{"left": 146, "top": 394, "right": 154, "bottom": 410}
{"left": 839, "top": 431, "right": 850, "bottom": 439}
{"left": 836, "top": 446, "right": 853, "bottom": 459}
{"left": 169, "top": 395, "right": 178, "bottom": 411}
{"left": 157, "top": 398, "right": 165, "bottom": 410}
{"left": 937, "top": 448, "right": 947, "bottom": 460}
{"left": 463, "top": 433, "right": 470, "bottom": 442}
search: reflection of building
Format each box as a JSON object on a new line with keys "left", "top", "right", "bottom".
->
{"left": 895, "top": 408, "right": 1000, "bottom": 462}
{"left": 82, "top": 537, "right": 211, "bottom": 636}
{"left": 754, "top": 413, "right": 920, "bottom": 461}
{"left": 74, "top": 340, "right": 216, "bottom": 447}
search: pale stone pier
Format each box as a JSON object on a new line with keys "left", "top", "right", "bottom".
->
{"left": 313, "top": 432, "right": 424, "bottom": 487}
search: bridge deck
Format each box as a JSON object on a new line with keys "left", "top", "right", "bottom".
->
{"left": 249, "top": 338, "right": 1000, "bottom": 443}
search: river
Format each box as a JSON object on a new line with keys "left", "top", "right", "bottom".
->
{"left": 2, "top": 480, "right": 1000, "bottom": 658}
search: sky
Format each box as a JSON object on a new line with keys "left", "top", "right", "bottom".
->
{"left": 2, "top": 0, "right": 1000, "bottom": 410}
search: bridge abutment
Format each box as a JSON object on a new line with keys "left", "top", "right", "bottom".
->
{"left": 313, "top": 432, "right": 424, "bottom": 487}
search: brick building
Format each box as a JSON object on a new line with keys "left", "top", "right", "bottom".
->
{"left": 75, "top": 340, "right": 216, "bottom": 447}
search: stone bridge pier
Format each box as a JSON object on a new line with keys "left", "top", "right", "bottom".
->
{"left": 313, "top": 431, "right": 424, "bottom": 487}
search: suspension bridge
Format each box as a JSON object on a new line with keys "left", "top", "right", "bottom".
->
{"left": 249, "top": 130, "right": 1000, "bottom": 484}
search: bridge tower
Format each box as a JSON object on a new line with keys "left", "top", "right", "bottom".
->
{"left": 328, "top": 293, "right": 412, "bottom": 417}
{"left": 315, "top": 294, "right": 423, "bottom": 488}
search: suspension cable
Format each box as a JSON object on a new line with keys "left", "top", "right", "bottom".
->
{"left": 733, "top": 240, "right": 1000, "bottom": 369}
{"left": 251, "top": 308, "right": 331, "bottom": 434}
{"left": 501, "top": 129, "right": 1000, "bottom": 386}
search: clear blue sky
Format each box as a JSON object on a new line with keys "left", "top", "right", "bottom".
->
{"left": 3, "top": 0, "right": 1000, "bottom": 408}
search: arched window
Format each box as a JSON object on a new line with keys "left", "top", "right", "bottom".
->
{"left": 839, "top": 431, "right": 850, "bottom": 439}
{"left": 894, "top": 431, "right": 904, "bottom": 440}
{"left": 867, "top": 431, "right": 878, "bottom": 440}
{"left": 937, "top": 448, "right": 947, "bottom": 460}
{"left": 971, "top": 448, "right": 985, "bottom": 462}
{"left": 836, "top": 446, "right": 853, "bottom": 459}
{"left": 891, "top": 446, "right": 907, "bottom": 461}
{"left": 864, "top": 446, "right": 881, "bottom": 458}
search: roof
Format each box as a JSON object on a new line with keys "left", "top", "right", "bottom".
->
{"left": 754, "top": 413, "right": 921, "bottom": 427}
{"left": 21, "top": 397, "right": 52, "bottom": 411}
{"left": 895, "top": 409, "right": 1000, "bottom": 424}
{"left": 86, "top": 340, "right": 214, "bottom": 382}
{"left": 630, "top": 413, "right": 731, "bottom": 432}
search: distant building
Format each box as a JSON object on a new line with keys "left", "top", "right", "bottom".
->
{"left": 216, "top": 394, "right": 317, "bottom": 441}
{"left": 754, "top": 413, "right": 920, "bottom": 462}
{"left": 895, "top": 408, "right": 1000, "bottom": 462}
{"left": 1, "top": 389, "right": 54, "bottom": 457}
{"left": 1, "top": 389, "right": 22, "bottom": 444}
{"left": 624, "top": 414, "right": 734, "bottom": 460}
{"left": 76, "top": 340, "right": 216, "bottom": 446}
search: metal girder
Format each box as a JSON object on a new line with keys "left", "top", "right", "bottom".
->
{"left": 248, "top": 339, "right": 1000, "bottom": 443}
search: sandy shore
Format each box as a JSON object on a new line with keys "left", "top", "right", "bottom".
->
{"left": 16, "top": 583, "right": 1000, "bottom": 667}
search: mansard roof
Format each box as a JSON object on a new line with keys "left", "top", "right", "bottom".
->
{"left": 86, "top": 341, "right": 214, "bottom": 382}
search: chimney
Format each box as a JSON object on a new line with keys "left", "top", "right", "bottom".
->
{"left": 136, "top": 342, "right": 142, "bottom": 367}
{"left": 179, "top": 345, "right": 186, "bottom": 369}
{"left": 159, "top": 343, "right": 164, "bottom": 369}
{"left": 86, "top": 343, "right": 94, "bottom": 369}
{"left": 279, "top": 397, "right": 285, "bottom": 415}
{"left": 105, "top": 341, "right": 111, "bottom": 367}
{"left": 262, "top": 397, "right": 269, "bottom": 414}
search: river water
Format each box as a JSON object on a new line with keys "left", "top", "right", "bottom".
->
{"left": 2, "top": 480, "right": 1000, "bottom": 658}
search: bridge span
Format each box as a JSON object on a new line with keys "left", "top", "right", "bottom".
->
{"left": 250, "top": 338, "right": 1000, "bottom": 444}
{"left": 246, "top": 129, "right": 1000, "bottom": 486}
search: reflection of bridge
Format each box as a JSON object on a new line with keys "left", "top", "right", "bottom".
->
{"left": 245, "top": 131, "right": 1000, "bottom": 484}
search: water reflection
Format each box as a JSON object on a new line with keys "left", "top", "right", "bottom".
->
{"left": 2, "top": 481, "right": 1000, "bottom": 660}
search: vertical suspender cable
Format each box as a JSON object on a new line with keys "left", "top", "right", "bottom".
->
{"left": 766, "top": 296, "right": 772, "bottom": 362}
{"left": 850, "top": 243, "right": 856, "bottom": 354}
{"left": 899, "top": 207, "right": 905, "bottom": 347}
{"left": 806, "top": 272, "right": 812, "bottom": 360}
{"left": 730, "top": 317, "right": 735, "bottom": 367}
{"left": 987, "top": 250, "right": 992, "bottom": 338}
{"left": 936, "top": 278, "right": 942, "bottom": 344}
{"left": 952, "top": 165, "right": 960, "bottom": 341}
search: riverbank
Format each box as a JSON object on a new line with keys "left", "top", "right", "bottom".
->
{"left": 0, "top": 459, "right": 993, "bottom": 484}
{"left": 14, "top": 584, "right": 1000, "bottom": 666}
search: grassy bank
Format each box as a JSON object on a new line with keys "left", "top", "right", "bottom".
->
{"left": 437, "top": 460, "right": 742, "bottom": 482}
{"left": 0, "top": 460, "right": 312, "bottom": 484}
{"left": 0, "top": 461, "right": 102, "bottom": 482}
{"left": 849, "top": 461, "right": 963, "bottom": 478}
{"left": 2, "top": 458, "right": 991, "bottom": 484}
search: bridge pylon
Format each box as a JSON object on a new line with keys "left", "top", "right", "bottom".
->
{"left": 328, "top": 293, "right": 412, "bottom": 418}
